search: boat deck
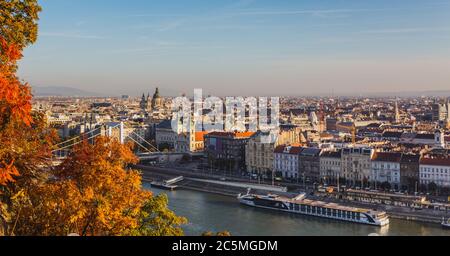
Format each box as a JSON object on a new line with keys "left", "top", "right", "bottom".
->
{"left": 255, "top": 194, "right": 381, "bottom": 214}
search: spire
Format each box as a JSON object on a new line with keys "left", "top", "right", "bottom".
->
{"left": 447, "top": 98, "right": 450, "bottom": 122}
{"left": 394, "top": 100, "right": 400, "bottom": 123}
{"left": 153, "top": 87, "right": 160, "bottom": 98}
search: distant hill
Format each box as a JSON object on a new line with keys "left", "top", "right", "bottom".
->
{"left": 363, "top": 90, "right": 450, "bottom": 98}
{"left": 31, "top": 86, "right": 450, "bottom": 98}
{"left": 32, "top": 86, "right": 105, "bottom": 97}
{"left": 296, "top": 90, "right": 450, "bottom": 98}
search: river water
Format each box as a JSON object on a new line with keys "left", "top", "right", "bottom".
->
{"left": 145, "top": 185, "right": 449, "bottom": 236}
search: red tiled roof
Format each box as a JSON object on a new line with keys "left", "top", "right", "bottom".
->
{"left": 206, "top": 131, "right": 255, "bottom": 139}
{"left": 371, "top": 152, "right": 402, "bottom": 162}
{"left": 207, "top": 131, "right": 233, "bottom": 137}
{"left": 195, "top": 131, "right": 208, "bottom": 142}
{"left": 273, "top": 145, "right": 303, "bottom": 155}
{"left": 289, "top": 146, "right": 303, "bottom": 155}
{"left": 235, "top": 131, "right": 255, "bottom": 138}
{"left": 274, "top": 145, "right": 286, "bottom": 153}
{"left": 420, "top": 157, "right": 450, "bottom": 166}
{"left": 320, "top": 133, "right": 333, "bottom": 138}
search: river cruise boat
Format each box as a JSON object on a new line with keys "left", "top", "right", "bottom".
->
{"left": 237, "top": 191, "right": 389, "bottom": 226}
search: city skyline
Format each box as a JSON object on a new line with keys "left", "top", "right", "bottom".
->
{"left": 18, "top": 0, "right": 450, "bottom": 96}
{"left": 3, "top": 0, "right": 450, "bottom": 240}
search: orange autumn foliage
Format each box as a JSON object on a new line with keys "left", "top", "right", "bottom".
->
{"left": 0, "top": 161, "right": 19, "bottom": 186}
{"left": 13, "top": 137, "right": 152, "bottom": 236}
{"left": 0, "top": 37, "right": 34, "bottom": 187}
{"left": 0, "top": 37, "right": 32, "bottom": 127}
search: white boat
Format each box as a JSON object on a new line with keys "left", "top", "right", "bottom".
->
{"left": 150, "top": 176, "right": 183, "bottom": 191}
{"left": 237, "top": 189, "right": 389, "bottom": 226}
{"left": 441, "top": 217, "right": 450, "bottom": 229}
{"left": 150, "top": 181, "right": 178, "bottom": 190}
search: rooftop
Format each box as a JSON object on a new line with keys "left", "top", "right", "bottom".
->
{"left": 206, "top": 131, "right": 255, "bottom": 139}
{"left": 371, "top": 152, "right": 402, "bottom": 162}
{"left": 420, "top": 156, "right": 450, "bottom": 166}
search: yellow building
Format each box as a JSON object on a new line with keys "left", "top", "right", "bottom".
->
{"left": 245, "top": 126, "right": 302, "bottom": 175}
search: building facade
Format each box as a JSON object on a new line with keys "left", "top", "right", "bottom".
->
{"left": 245, "top": 126, "right": 302, "bottom": 175}
{"left": 273, "top": 145, "right": 303, "bottom": 179}
{"left": 205, "top": 131, "right": 254, "bottom": 171}
{"left": 419, "top": 156, "right": 450, "bottom": 188}
{"left": 400, "top": 153, "right": 420, "bottom": 192}
{"left": 370, "top": 152, "right": 402, "bottom": 190}
{"left": 341, "top": 147, "right": 374, "bottom": 186}
{"left": 432, "top": 101, "right": 448, "bottom": 122}
{"left": 155, "top": 119, "right": 177, "bottom": 150}
{"left": 298, "top": 148, "right": 322, "bottom": 183}
{"left": 319, "top": 150, "right": 342, "bottom": 185}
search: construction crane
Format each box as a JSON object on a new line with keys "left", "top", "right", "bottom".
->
{"left": 351, "top": 125, "right": 356, "bottom": 144}
{"left": 336, "top": 122, "right": 356, "bottom": 145}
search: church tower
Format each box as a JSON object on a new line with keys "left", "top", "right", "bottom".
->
{"left": 435, "top": 129, "right": 445, "bottom": 148}
{"left": 447, "top": 99, "right": 450, "bottom": 128}
{"left": 140, "top": 93, "right": 151, "bottom": 113}
{"left": 151, "top": 87, "right": 162, "bottom": 110}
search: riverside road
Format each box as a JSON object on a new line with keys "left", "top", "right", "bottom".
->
{"left": 136, "top": 164, "right": 450, "bottom": 224}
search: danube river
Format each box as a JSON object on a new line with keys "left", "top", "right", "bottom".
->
{"left": 146, "top": 185, "right": 448, "bottom": 236}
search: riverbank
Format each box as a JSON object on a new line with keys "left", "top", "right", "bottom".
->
{"left": 137, "top": 165, "right": 449, "bottom": 224}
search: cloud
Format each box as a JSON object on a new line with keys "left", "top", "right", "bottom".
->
{"left": 40, "top": 32, "right": 105, "bottom": 39}
{"left": 126, "top": 14, "right": 187, "bottom": 18}
{"left": 362, "top": 27, "right": 450, "bottom": 34}
{"left": 232, "top": 8, "right": 368, "bottom": 17}
{"left": 128, "top": 0, "right": 257, "bottom": 33}
{"left": 156, "top": 20, "right": 186, "bottom": 32}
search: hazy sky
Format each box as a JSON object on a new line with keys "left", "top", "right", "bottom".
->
{"left": 17, "top": 0, "right": 450, "bottom": 96}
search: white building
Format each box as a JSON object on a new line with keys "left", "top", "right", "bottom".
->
{"left": 273, "top": 145, "right": 303, "bottom": 179}
{"left": 370, "top": 152, "right": 402, "bottom": 190}
{"left": 419, "top": 156, "right": 450, "bottom": 188}
{"left": 400, "top": 131, "right": 444, "bottom": 147}
{"left": 319, "top": 150, "right": 342, "bottom": 184}
{"left": 341, "top": 147, "right": 374, "bottom": 186}
{"left": 47, "top": 113, "right": 71, "bottom": 125}
{"left": 155, "top": 119, "right": 177, "bottom": 150}
{"left": 175, "top": 131, "right": 206, "bottom": 153}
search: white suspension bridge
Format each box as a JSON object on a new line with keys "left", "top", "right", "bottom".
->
{"left": 51, "top": 122, "right": 169, "bottom": 164}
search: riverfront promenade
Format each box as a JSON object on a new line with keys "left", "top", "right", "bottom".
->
{"left": 137, "top": 164, "right": 450, "bottom": 224}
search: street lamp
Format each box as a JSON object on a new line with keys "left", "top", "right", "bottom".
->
{"left": 272, "top": 168, "right": 275, "bottom": 187}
